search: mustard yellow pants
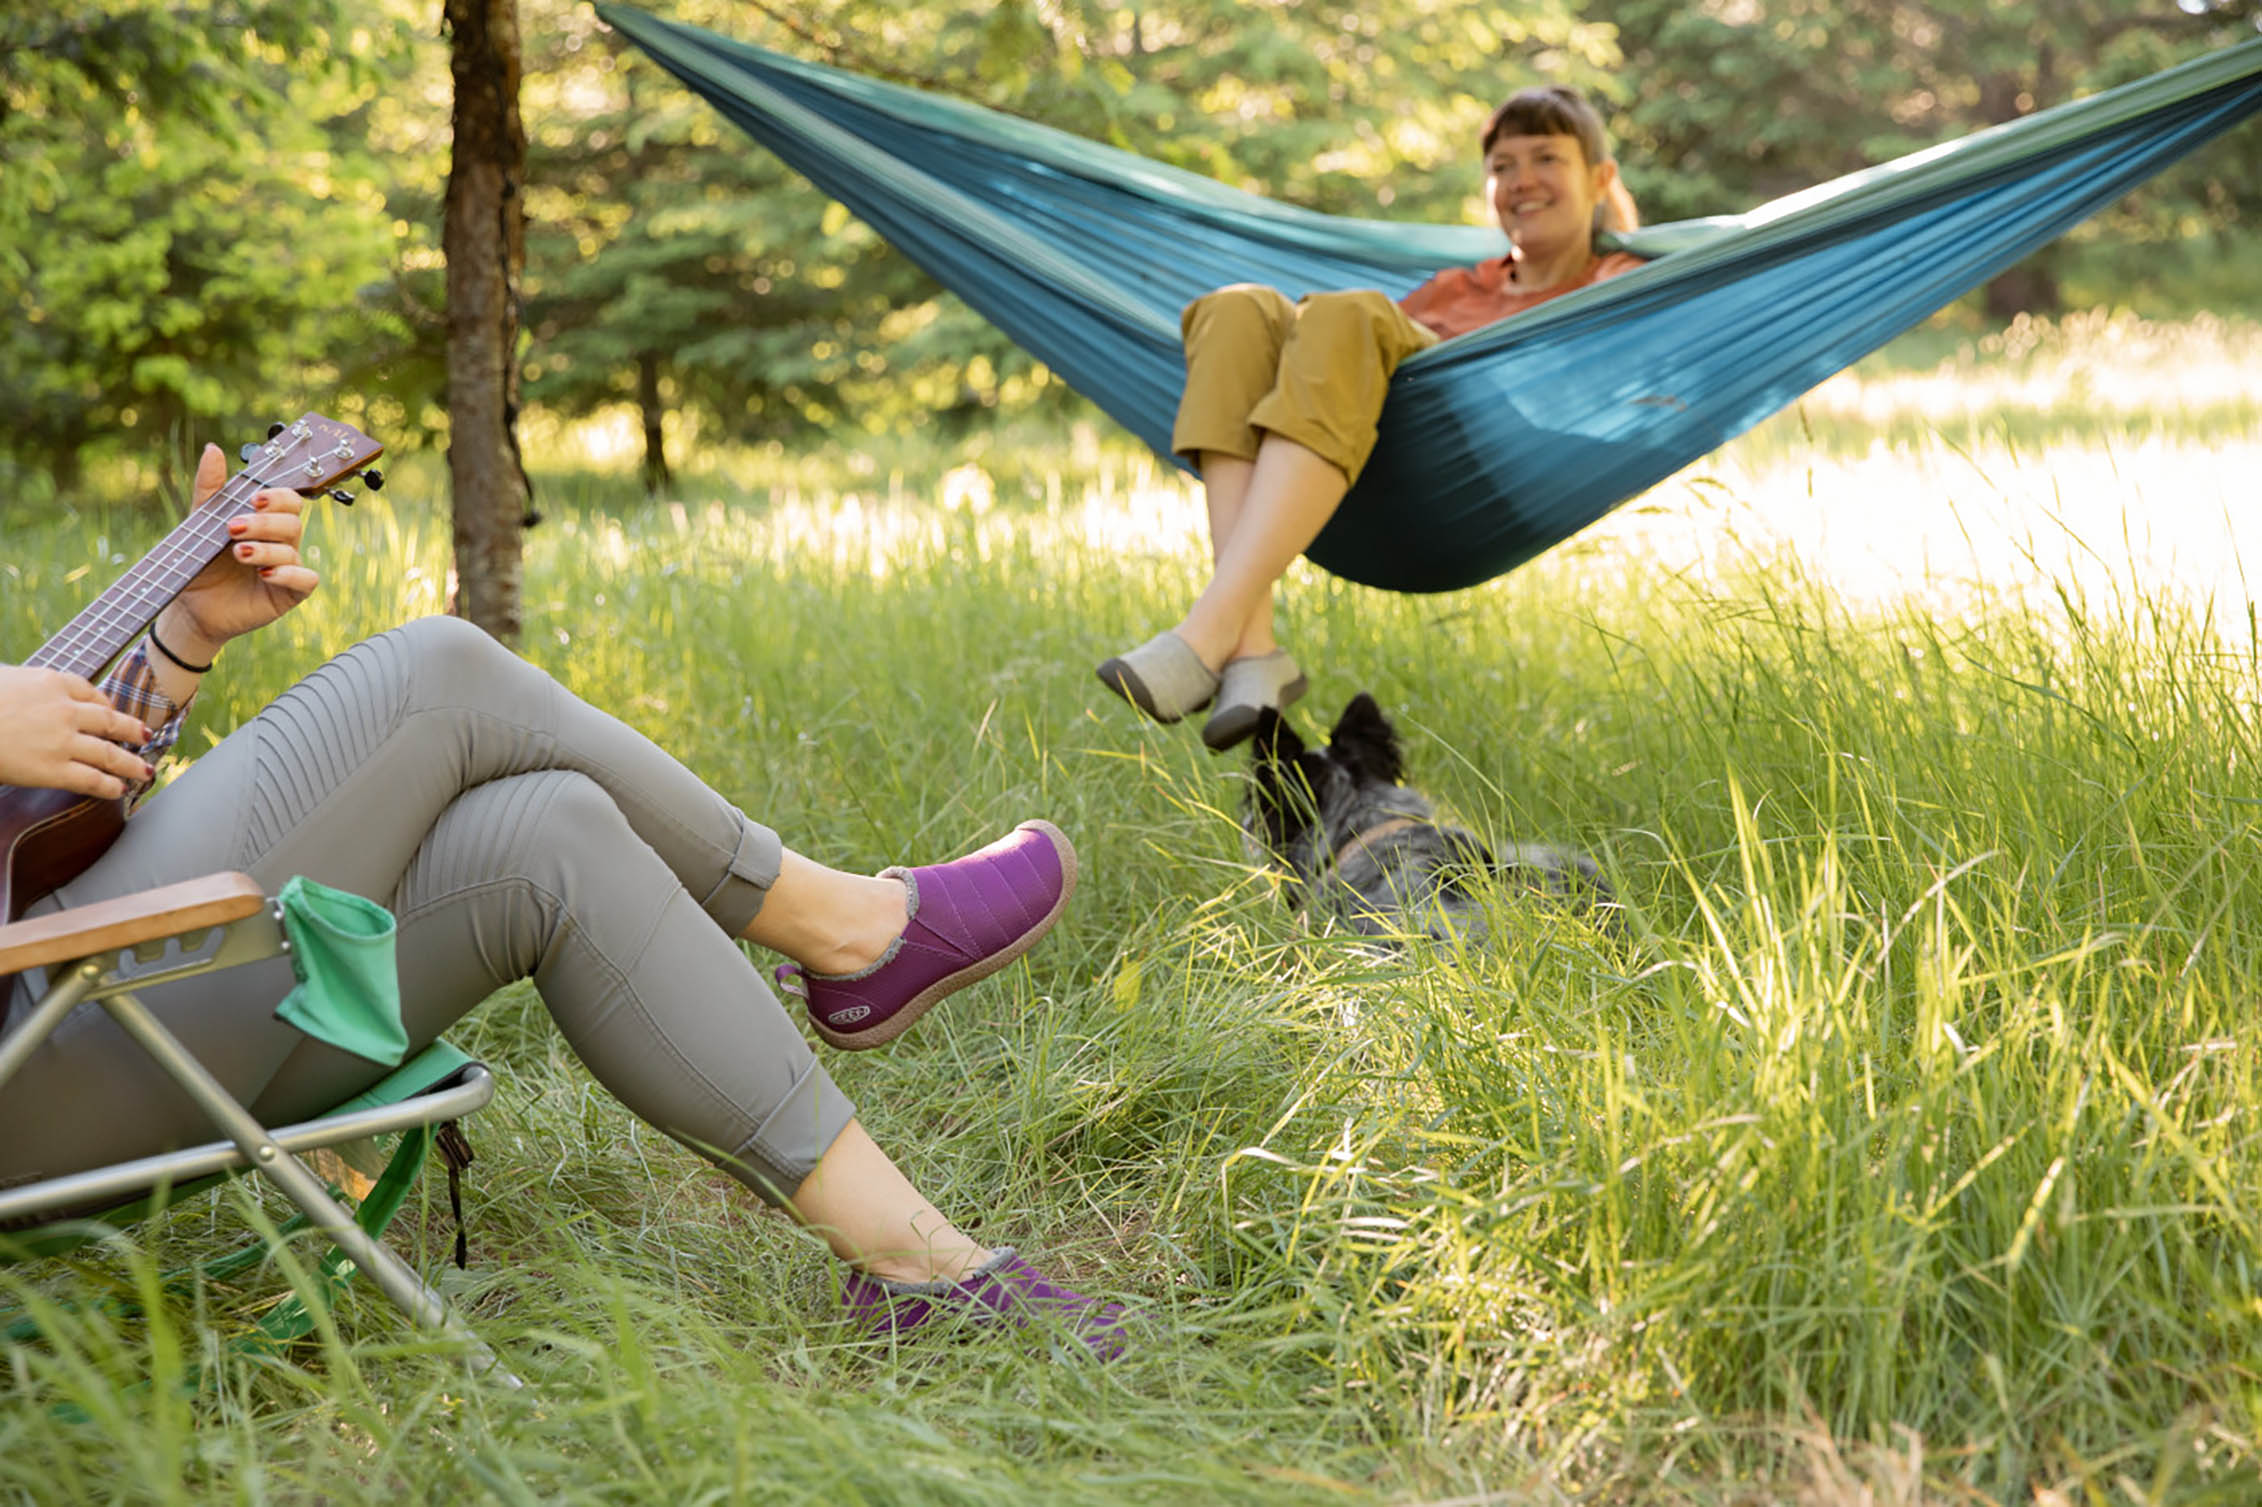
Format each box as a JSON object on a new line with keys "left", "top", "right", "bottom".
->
{"left": 1170, "top": 284, "right": 1438, "bottom": 484}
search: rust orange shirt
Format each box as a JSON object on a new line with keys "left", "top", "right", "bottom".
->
{"left": 1397, "top": 250, "right": 1646, "bottom": 340}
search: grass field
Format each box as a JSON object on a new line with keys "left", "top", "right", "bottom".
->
{"left": 4, "top": 313, "right": 2261, "bottom": 1503}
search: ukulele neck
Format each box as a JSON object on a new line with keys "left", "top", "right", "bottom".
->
{"left": 24, "top": 501, "right": 250, "bottom": 682}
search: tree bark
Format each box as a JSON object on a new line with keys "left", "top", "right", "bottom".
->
{"left": 442, "top": 0, "right": 530, "bottom": 643}
{"left": 1982, "top": 258, "right": 2062, "bottom": 320}
{"left": 637, "top": 351, "right": 670, "bottom": 496}
{"left": 1976, "top": 64, "right": 2062, "bottom": 322}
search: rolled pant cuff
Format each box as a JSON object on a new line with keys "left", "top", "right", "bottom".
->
{"left": 1239, "top": 401, "right": 1369, "bottom": 484}
{"left": 701, "top": 817, "right": 783, "bottom": 937}
{"left": 728, "top": 1056, "right": 857, "bottom": 1205}
{"left": 1170, "top": 413, "right": 1264, "bottom": 466}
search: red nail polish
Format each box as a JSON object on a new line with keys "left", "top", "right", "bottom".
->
{"left": 237, "top": 544, "right": 254, "bottom": 558}
{"left": 227, "top": 519, "right": 247, "bottom": 536}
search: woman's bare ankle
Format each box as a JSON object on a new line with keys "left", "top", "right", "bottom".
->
{"left": 807, "top": 873, "right": 910, "bottom": 975}
{"left": 863, "top": 1242, "right": 993, "bottom": 1286}
{"left": 1172, "top": 618, "right": 1238, "bottom": 672}
{"left": 1230, "top": 628, "right": 1279, "bottom": 660}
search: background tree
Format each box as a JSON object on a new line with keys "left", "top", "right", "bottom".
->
{"left": 0, "top": 0, "right": 407, "bottom": 504}
{"left": 444, "top": 0, "right": 533, "bottom": 643}
{"left": 1607, "top": 0, "right": 2262, "bottom": 317}
{"left": 521, "top": 6, "right": 933, "bottom": 494}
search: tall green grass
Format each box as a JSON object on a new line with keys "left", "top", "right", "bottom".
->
{"left": 3, "top": 321, "right": 2260, "bottom": 1502}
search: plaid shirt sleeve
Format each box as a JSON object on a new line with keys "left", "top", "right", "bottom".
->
{"left": 96, "top": 641, "right": 195, "bottom": 800}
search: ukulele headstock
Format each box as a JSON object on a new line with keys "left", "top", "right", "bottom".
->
{"left": 229, "top": 413, "right": 385, "bottom": 506}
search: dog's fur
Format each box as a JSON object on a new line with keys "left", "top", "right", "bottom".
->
{"left": 1244, "top": 693, "right": 1614, "bottom": 944}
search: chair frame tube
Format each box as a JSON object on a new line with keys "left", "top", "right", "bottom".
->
{"left": 0, "top": 902, "right": 519, "bottom": 1386}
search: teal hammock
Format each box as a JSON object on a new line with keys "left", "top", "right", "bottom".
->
{"left": 599, "top": 5, "right": 2262, "bottom": 593}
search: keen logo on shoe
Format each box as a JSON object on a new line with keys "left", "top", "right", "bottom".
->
{"left": 827, "top": 1004, "right": 874, "bottom": 1026}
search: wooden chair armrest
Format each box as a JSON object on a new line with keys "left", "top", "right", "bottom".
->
{"left": 0, "top": 872, "right": 269, "bottom": 977}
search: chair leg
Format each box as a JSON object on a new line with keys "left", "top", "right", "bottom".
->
{"left": 0, "top": 957, "right": 101, "bottom": 1092}
{"left": 96, "top": 989, "right": 523, "bottom": 1388}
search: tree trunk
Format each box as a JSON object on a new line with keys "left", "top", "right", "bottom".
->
{"left": 1983, "top": 256, "right": 2063, "bottom": 321}
{"left": 442, "top": 0, "right": 530, "bottom": 644}
{"left": 637, "top": 351, "right": 670, "bottom": 496}
{"left": 1975, "top": 66, "right": 2061, "bottom": 322}
{"left": 47, "top": 440, "right": 83, "bottom": 498}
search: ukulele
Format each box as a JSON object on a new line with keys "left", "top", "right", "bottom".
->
{"left": 0, "top": 414, "right": 384, "bottom": 922}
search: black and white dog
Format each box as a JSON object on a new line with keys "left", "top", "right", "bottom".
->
{"left": 1243, "top": 694, "right": 1615, "bottom": 944}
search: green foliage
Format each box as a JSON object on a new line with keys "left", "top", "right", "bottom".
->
{"left": 0, "top": 2, "right": 424, "bottom": 505}
{"left": 521, "top": 1, "right": 957, "bottom": 488}
{"left": 1607, "top": 0, "right": 2262, "bottom": 313}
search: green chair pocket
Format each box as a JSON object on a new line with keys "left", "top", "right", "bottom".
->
{"left": 271, "top": 875, "right": 408, "bottom": 1067}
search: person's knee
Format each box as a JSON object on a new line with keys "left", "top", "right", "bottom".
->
{"left": 409, "top": 772, "right": 644, "bottom": 947}
{"left": 1286, "top": 288, "right": 1429, "bottom": 370}
{"left": 382, "top": 613, "right": 533, "bottom": 705}
{"left": 1296, "top": 288, "right": 1404, "bottom": 337}
{"left": 1182, "top": 283, "right": 1296, "bottom": 344}
{"left": 386, "top": 612, "right": 507, "bottom": 667}
{"left": 506, "top": 771, "right": 635, "bottom": 888}
{"left": 386, "top": 772, "right": 647, "bottom": 1014}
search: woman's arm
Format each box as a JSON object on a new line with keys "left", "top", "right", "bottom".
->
{"left": 96, "top": 643, "right": 192, "bottom": 788}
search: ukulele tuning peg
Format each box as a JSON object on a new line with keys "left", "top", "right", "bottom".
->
{"left": 329, "top": 488, "right": 358, "bottom": 507}
{"left": 239, "top": 441, "right": 264, "bottom": 463}
{"left": 361, "top": 468, "right": 384, "bottom": 492}
{"left": 266, "top": 421, "right": 287, "bottom": 439}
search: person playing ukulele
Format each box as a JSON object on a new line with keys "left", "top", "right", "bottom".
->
{"left": 0, "top": 441, "right": 1130, "bottom": 1359}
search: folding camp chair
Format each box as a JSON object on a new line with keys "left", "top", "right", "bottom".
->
{"left": 0, "top": 872, "right": 514, "bottom": 1383}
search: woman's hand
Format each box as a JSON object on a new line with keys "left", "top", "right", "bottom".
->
{"left": 0, "top": 665, "right": 154, "bottom": 798}
{"left": 156, "top": 442, "right": 323, "bottom": 664}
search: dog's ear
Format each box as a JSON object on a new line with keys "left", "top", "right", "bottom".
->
{"left": 1246, "top": 709, "right": 1318, "bottom": 856}
{"left": 1250, "top": 706, "right": 1305, "bottom": 766}
{"left": 1328, "top": 692, "right": 1404, "bottom": 786}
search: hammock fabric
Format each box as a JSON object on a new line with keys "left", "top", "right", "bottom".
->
{"left": 598, "top": 5, "right": 2262, "bottom": 593}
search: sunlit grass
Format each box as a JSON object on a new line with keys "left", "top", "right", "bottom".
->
{"left": 3, "top": 315, "right": 2261, "bottom": 1502}
{"left": 1738, "top": 308, "right": 2262, "bottom": 462}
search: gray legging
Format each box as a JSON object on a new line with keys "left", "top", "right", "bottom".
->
{"left": 0, "top": 615, "right": 855, "bottom": 1201}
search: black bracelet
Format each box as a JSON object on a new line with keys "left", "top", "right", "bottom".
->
{"left": 146, "top": 620, "right": 215, "bottom": 675}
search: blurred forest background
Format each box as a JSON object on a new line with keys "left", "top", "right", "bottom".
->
{"left": 5, "top": 0, "right": 2259, "bottom": 506}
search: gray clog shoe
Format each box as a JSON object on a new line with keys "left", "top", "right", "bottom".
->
{"left": 1096, "top": 631, "right": 1220, "bottom": 723}
{"left": 1199, "top": 649, "right": 1308, "bottom": 751}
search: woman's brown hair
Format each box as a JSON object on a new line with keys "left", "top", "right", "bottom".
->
{"left": 1480, "top": 85, "right": 1609, "bottom": 168}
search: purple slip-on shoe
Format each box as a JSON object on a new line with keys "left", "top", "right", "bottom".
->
{"left": 775, "top": 820, "right": 1077, "bottom": 1051}
{"left": 842, "top": 1246, "right": 1132, "bottom": 1362}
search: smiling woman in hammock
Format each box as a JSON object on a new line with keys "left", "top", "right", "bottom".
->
{"left": 608, "top": 6, "right": 2262, "bottom": 598}
{"left": 1096, "top": 85, "right": 1646, "bottom": 751}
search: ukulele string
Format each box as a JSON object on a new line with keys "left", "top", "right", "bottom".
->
{"left": 54, "top": 472, "right": 277, "bottom": 662}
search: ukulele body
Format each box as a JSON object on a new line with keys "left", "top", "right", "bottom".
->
{"left": 0, "top": 786, "right": 129, "bottom": 922}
